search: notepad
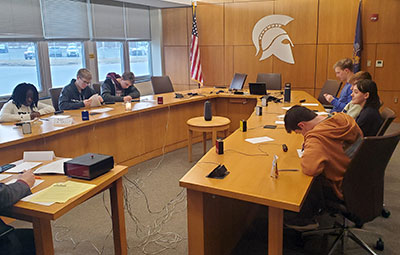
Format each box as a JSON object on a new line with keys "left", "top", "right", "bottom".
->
{"left": 33, "top": 158, "right": 71, "bottom": 175}
{"left": 27, "top": 181, "right": 96, "bottom": 203}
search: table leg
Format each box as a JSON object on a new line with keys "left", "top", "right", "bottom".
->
{"left": 202, "top": 132, "right": 207, "bottom": 154}
{"left": 268, "top": 207, "right": 283, "bottom": 255}
{"left": 32, "top": 217, "right": 54, "bottom": 255}
{"left": 187, "top": 189, "right": 205, "bottom": 255}
{"left": 188, "top": 129, "right": 193, "bottom": 162}
{"left": 110, "top": 177, "right": 127, "bottom": 255}
{"left": 211, "top": 131, "right": 217, "bottom": 149}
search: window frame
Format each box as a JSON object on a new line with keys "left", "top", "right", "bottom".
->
{"left": 127, "top": 40, "right": 152, "bottom": 83}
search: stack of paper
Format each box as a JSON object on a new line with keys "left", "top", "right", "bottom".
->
{"left": 5, "top": 162, "right": 42, "bottom": 173}
{"left": 33, "top": 158, "right": 71, "bottom": 175}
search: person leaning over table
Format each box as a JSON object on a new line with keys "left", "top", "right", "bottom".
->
{"left": 0, "top": 170, "right": 36, "bottom": 255}
{"left": 352, "top": 79, "right": 383, "bottom": 137}
{"left": 0, "top": 83, "right": 55, "bottom": 123}
{"left": 58, "top": 68, "right": 103, "bottom": 110}
{"left": 342, "top": 71, "right": 372, "bottom": 119}
{"left": 323, "top": 58, "right": 354, "bottom": 112}
{"left": 101, "top": 71, "right": 140, "bottom": 103}
{"left": 283, "top": 105, "right": 362, "bottom": 231}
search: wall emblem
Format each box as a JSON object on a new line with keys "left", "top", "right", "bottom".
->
{"left": 252, "top": 15, "right": 295, "bottom": 64}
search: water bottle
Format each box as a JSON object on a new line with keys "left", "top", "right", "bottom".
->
{"left": 284, "top": 83, "right": 291, "bottom": 102}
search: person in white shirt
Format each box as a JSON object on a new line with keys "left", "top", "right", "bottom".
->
{"left": 0, "top": 83, "right": 55, "bottom": 123}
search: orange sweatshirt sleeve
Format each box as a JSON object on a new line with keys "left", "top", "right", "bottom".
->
{"left": 301, "top": 136, "right": 328, "bottom": 176}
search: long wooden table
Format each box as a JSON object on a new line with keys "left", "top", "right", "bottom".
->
{"left": 0, "top": 89, "right": 257, "bottom": 167}
{"left": 180, "top": 91, "right": 324, "bottom": 255}
{"left": 1, "top": 165, "right": 128, "bottom": 255}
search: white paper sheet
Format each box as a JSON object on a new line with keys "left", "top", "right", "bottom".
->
{"left": 301, "top": 103, "right": 319, "bottom": 106}
{"left": 6, "top": 178, "right": 44, "bottom": 189}
{"left": 0, "top": 174, "right": 12, "bottom": 182}
{"left": 5, "top": 162, "right": 42, "bottom": 173}
{"left": 48, "top": 115, "right": 71, "bottom": 119}
{"left": 245, "top": 136, "right": 274, "bottom": 144}
{"left": 24, "top": 151, "right": 55, "bottom": 161}
{"left": 282, "top": 107, "right": 291, "bottom": 110}
{"left": 34, "top": 158, "right": 71, "bottom": 175}
{"left": 316, "top": 111, "right": 329, "bottom": 115}
{"left": 90, "top": 94, "right": 102, "bottom": 107}
{"left": 277, "top": 114, "right": 285, "bottom": 119}
{"left": 275, "top": 120, "right": 285, "bottom": 125}
{"left": 90, "top": 107, "right": 113, "bottom": 114}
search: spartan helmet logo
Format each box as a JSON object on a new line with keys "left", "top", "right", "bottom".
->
{"left": 252, "top": 15, "right": 295, "bottom": 64}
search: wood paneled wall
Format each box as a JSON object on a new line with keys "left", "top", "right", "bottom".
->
{"left": 162, "top": 0, "right": 400, "bottom": 118}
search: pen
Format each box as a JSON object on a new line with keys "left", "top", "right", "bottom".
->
{"left": 34, "top": 176, "right": 42, "bottom": 179}
{"left": 278, "top": 169, "right": 299, "bottom": 172}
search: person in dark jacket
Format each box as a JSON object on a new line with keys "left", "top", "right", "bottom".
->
{"left": 351, "top": 79, "right": 383, "bottom": 136}
{"left": 58, "top": 68, "right": 103, "bottom": 110}
{"left": 0, "top": 170, "right": 36, "bottom": 254}
{"left": 101, "top": 72, "right": 140, "bottom": 103}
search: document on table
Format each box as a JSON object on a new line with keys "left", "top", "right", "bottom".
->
{"left": 21, "top": 189, "right": 54, "bottom": 206}
{"left": 316, "top": 111, "right": 329, "bottom": 116}
{"left": 27, "top": 181, "right": 96, "bottom": 203}
{"left": 245, "top": 136, "right": 274, "bottom": 144}
{"left": 275, "top": 120, "right": 285, "bottom": 125}
{"left": 6, "top": 179, "right": 44, "bottom": 189}
{"left": 5, "top": 162, "right": 42, "bottom": 173}
{"left": 297, "top": 149, "right": 304, "bottom": 158}
{"left": 282, "top": 107, "right": 292, "bottom": 110}
{"left": 301, "top": 103, "right": 319, "bottom": 106}
{"left": 33, "top": 158, "right": 71, "bottom": 175}
{"left": 0, "top": 174, "right": 12, "bottom": 182}
{"left": 90, "top": 107, "right": 113, "bottom": 114}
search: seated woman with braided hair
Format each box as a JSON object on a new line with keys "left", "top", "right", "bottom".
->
{"left": 0, "top": 83, "right": 54, "bottom": 123}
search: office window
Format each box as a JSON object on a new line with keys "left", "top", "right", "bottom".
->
{"left": 0, "top": 42, "right": 40, "bottom": 97}
{"left": 48, "top": 42, "right": 84, "bottom": 87}
{"left": 96, "top": 42, "right": 123, "bottom": 81}
{"left": 129, "top": 41, "right": 151, "bottom": 77}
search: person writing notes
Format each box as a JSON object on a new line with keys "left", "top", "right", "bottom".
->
{"left": 101, "top": 72, "right": 140, "bottom": 103}
{"left": 58, "top": 68, "right": 103, "bottom": 110}
{"left": 0, "top": 170, "right": 36, "bottom": 254}
{"left": 0, "top": 83, "right": 55, "bottom": 123}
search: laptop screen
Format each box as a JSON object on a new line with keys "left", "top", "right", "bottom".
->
{"left": 229, "top": 73, "right": 247, "bottom": 90}
{"left": 249, "top": 82, "right": 267, "bottom": 95}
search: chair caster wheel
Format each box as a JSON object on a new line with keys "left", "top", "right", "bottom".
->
{"left": 381, "top": 208, "right": 391, "bottom": 218}
{"left": 376, "top": 238, "right": 384, "bottom": 251}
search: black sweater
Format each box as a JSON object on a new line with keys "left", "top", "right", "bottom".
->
{"left": 101, "top": 78, "right": 140, "bottom": 103}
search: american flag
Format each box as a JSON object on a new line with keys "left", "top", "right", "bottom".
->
{"left": 190, "top": 3, "right": 203, "bottom": 86}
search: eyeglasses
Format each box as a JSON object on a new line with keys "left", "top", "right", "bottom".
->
{"left": 79, "top": 77, "right": 91, "bottom": 85}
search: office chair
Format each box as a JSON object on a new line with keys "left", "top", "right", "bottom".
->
{"left": 376, "top": 107, "right": 396, "bottom": 136}
{"left": 303, "top": 131, "right": 400, "bottom": 255}
{"left": 92, "top": 83, "right": 101, "bottom": 95}
{"left": 317, "top": 80, "right": 342, "bottom": 109}
{"left": 151, "top": 76, "right": 174, "bottom": 94}
{"left": 256, "top": 73, "right": 282, "bottom": 90}
{"left": 49, "top": 87, "right": 62, "bottom": 112}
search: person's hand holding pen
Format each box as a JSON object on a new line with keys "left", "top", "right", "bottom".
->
{"left": 18, "top": 169, "right": 35, "bottom": 188}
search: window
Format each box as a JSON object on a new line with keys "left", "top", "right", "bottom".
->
{"left": 0, "top": 42, "right": 40, "bottom": 97}
{"left": 48, "top": 42, "right": 84, "bottom": 87}
{"left": 96, "top": 42, "right": 123, "bottom": 81}
{"left": 129, "top": 41, "right": 151, "bottom": 78}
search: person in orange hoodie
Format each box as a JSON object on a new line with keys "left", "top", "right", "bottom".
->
{"left": 283, "top": 105, "right": 362, "bottom": 230}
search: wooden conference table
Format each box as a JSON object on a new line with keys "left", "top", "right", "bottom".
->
{"left": 180, "top": 91, "right": 324, "bottom": 255}
{"left": 1, "top": 165, "right": 128, "bottom": 255}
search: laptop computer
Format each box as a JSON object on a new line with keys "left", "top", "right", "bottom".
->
{"left": 249, "top": 82, "right": 267, "bottom": 95}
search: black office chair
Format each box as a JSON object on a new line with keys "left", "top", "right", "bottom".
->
{"left": 49, "top": 87, "right": 62, "bottom": 111}
{"left": 304, "top": 131, "right": 400, "bottom": 255}
{"left": 256, "top": 73, "right": 282, "bottom": 90}
{"left": 92, "top": 83, "right": 101, "bottom": 95}
{"left": 317, "top": 80, "right": 342, "bottom": 109}
{"left": 229, "top": 73, "right": 247, "bottom": 90}
{"left": 151, "top": 76, "right": 174, "bottom": 95}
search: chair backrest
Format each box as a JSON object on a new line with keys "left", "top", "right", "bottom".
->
{"left": 376, "top": 107, "right": 397, "bottom": 136}
{"left": 343, "top": 131, "right": 400, "bottom": 224}
{"left": 317, "top": 80, "right": 342, "bottom": 106}
{"left": 92, "top": 83, "right": 101, "bottom": 95}
{"left": 151, "top": 76, "right": 174, "bottom": 95}
{"left": 49, "top": 87, "right": 62, "bottom": 111}
{"left": 229, "top": 73, "right": 247, "bottom": 90}
{"left": 256, "top": 73, "right": 282, "bottom": 90}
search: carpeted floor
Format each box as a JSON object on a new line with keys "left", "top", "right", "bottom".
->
{"left": 11, "top": 124, "right": 400, "bottom": 254}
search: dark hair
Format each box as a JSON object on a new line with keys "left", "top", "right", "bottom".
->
{"left": 10, "top": 83, "right": 39, "bottom": 109}
{"left": 333, "top": 58, "right": 354, "bottom": 72}
{"left": 356, "top": 79, "right": 381, "bottom": 109}
{"left": 349, "top": 71, "right": 372, "bottom": 85}
{"left": 284, "top": 105, "right": 317, "bottom": 133}
{"left": 122, "top": 71, "right": 135, "bottom": 84}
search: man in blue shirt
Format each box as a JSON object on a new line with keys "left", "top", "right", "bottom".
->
{"left": 323, "top": 58, "right": 354, "bottom": 112}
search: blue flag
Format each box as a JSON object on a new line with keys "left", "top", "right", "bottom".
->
{"left": 353, "top": 0, "right": 362, "bottom": 73}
